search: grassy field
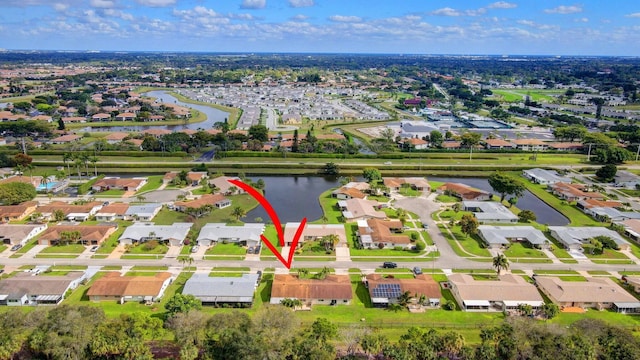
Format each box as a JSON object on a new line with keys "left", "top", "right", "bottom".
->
{"left": 503, "top": 242, "right": 548, "bottom": 259}
{"left": 490, "top": 89, "right": 564, "bottom": 103}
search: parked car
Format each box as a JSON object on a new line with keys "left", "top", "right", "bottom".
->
{"left": 10, "top": 244, "right": 22, "bottom": 251}
{"left": 382, "top": 261, "right": 397, "bottom": 269}
{"left": 413, "top": 267, "right": 423, "bottom": 275}
{"left": 90, "top": 245, "right": 99, "bottom": 252}
{"left": 191, "top": 245, "right": 200, "bottom": 253}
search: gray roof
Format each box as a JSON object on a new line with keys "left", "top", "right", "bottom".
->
{"left": 463, "top": 201, "right": 518, "bottom": 222}
{"left": 548, "top": 226, "right": 630, "bottom": 248}
{"left": 197, "top": 223, "right": 265, "bottom": 242}
{"left": 182, "top": 273, "right": 258, "bottom": 302}
{"left": 0, "top": 272, "right": 84, "bottom": 297}
{"left": 523, "top": 168, "right": 571, "bottom": 183}
{"left": 125, "top": 203, "right": 162, "bottom": 216}
{"left": 120, "top": 222, "right": 192, "bottom": 241}
{"left": 478, "top": 225, "right": 548, "bottom": 246}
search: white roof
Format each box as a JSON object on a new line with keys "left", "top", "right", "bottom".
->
{"left": 120, "top": 222, "right": 192, "bottom": 241}
{"left": 463, "top": 201, "right": 518, "bottom": 222}
{"left": 463, "top": 300, "right": 491, "bottom": 307}
{"left": 549, "top": 226, "right": 630, "bottom": 248}
{"left": 478, "top": 225, "right": 548, "bottom": 246}
{"left": 197, "top": 223, "right": 265, "bottom": 242}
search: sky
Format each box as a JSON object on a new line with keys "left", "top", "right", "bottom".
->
{"left": 1, "top": 1, "right": 640, "bottom": 55}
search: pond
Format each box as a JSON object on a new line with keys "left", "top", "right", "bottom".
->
{"left": 245, "top": 176, "right": 570, "bottom": 225}
{"left": 83, "top": 91, "right": 229, "bottom": 132}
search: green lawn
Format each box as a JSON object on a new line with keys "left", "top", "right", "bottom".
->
{"left": 95, "top": 189, "right": 126, "bottom": 196}
{"left": 206, "top": 243, "right": 247, "bottom": 255}
{"left": 136, "top": 175, "right": 164, "bottom": 194}
{"left": 503, "top": 242, "right": 548, "bottom": 259}
{"left": 449, "top": 226, "right": 492, "bottom": 257}
{"left": 125, "top": 242, "right": 169, "bottom": 255}
{"left": 584, "top": 248, "right": 630, "bottom": 260}
{"left": 39, "top": 244, "right": 86, "bottom": 254}
{"left": 96, "top": 221, "right": 132, "bottom": 254}
{"left": 435, "top": 194, "right": 459, "bottom": 203}
{"left": 317, "top": 190, "right": 344, "bottom": 223}
{"left": 398, "top": 187, "right": 421, "bottom": 197}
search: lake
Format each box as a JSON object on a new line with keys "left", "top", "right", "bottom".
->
{"left": 246, "top": 176, "right": 569, "bottom": 225}
{"left": 85, "top": 91, "right": 229, "bottom": 132}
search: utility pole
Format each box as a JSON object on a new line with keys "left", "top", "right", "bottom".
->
{"left": 587, "top": 143, "right": 593, "bottom": 162}
{"left": 636, "top": 144, "right": 640, "bottom": 162}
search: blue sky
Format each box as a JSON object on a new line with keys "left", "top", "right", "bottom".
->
{"left": 1, "top": 1, "right": 639, "bottom": 55}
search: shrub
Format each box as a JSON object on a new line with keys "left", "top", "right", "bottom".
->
{"left": 144, "top": 240, "right": 159, "bottom": 251}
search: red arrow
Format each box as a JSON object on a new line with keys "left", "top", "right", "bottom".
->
{"left": 228, "top": 179, "right": 307, "bottom": 269}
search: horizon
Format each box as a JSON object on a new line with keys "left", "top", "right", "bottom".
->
{"left": 1, "top": 1, "right": 640, "bottom": 56}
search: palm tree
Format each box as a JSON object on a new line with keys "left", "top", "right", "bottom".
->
{"left": 80, "top": 153, "right": 90, "bottom": 177}
{"left": 90, "top": 156, "right": 99, "bottom": 177}
{"left": 62, "top": 153, "right": 73, "bottom": 178}
{"left": 492, "top": 254, "right": 509, "bottom": 276}
{"left": 73, "top": 157, "right": 83, "bottom": 179}
{"left": 186, "top": 256, "right": 194, "bottom": 269}
{"left": 136, "top": 195, "right": 146, "bottom": 203}
{"left": 231, "top": 206, "right": 246, "bottom": 221}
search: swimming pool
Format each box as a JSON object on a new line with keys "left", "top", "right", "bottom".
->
{"left": 37, "top": 182, "right": 59, "bottom": 191}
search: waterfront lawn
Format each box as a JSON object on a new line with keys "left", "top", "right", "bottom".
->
{"left": 317, "top": 190, "right": 344, "bottom": 223}
{"left": 503, "top": 242, "right": 548, "bottom": 259}
{"left": 136, "top": 175, "right": 164, "bottom": 194}
{"left": 206, "top": 243, "right": 247, "bottom": 255}
{"left": 524, "top": 184, "right": 599, "bottom": 226}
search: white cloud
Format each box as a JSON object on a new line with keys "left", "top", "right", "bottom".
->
{"left": 544, "top": 5, "right": 582, "bottom": 14}
{"left": 53, "top": 3, "right": 68, "bottom": 11}
{"left": 626, "top": 13, "right": 640, "bottom": 18}
{"left": 288, "top": 0, "right": 314, "bottom": 8}
{"left": 329, "top": 15, "right": 362, "bottom": 23}
{"left": 90, "top": 0, "right": 116, "bottom": 8}
{"left": 104, "top": 9, "right": 134, "bottom": 21}
{"left": 516, "top": 19, "right": 558, "bottom": 30}
{"left": 240, "top": 0, "right": 266, "bottom": 9}
{"left": 431, "top": 7, "right": 461, "bottom": 16}
{"left": 575, "top": 17, "right": 589, "bottom": 23}
{"left": 291, "top": 14, "right": 309, "bottom": 21}
{"left": 488, "top": 2, "right": 517, "bottom": 9}
{"left": 135, "top": 0, "right": 176, "bottom": 7}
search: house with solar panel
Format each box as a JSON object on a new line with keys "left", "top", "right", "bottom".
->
{"left": 365, "top": 274, "right": 441, "bottom": 308}
{"left": 182, "top": 273, "right": 259, "bottom": 307}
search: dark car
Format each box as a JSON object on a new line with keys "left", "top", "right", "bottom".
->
{"left": 10, "top": 244, "right": 22, "bottom": 251}
{"left": 413, "top": 267, "right": 423, "bottom": 275}
{"left": 382, "top": 262, "right": 397, "bottom": 269}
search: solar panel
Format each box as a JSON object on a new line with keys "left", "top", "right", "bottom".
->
{"left": 372, "top": 283, "right": 401, "bottom": 298}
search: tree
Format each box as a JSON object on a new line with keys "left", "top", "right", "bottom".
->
{"left": 320, "top": 234, "right": 339, "bottom": 252}
{"left": 488, "top": 172, "right": 526, "bottom": 202}
{"left": 323, "top": 162, "right": 339, "bottom": 176}
{"left": 429, "top": 130, "right": 443, "bottom": 148}
{"left": 458, "top": 213, "right": 479, "bottom": 238}
{"left": 518, "top": 210, "right": 537, "bottom": 223}
{"left": 248, "top": 124, "right": 268, "bottom": 142}
{"left": 136, "top": 194, "right": 146, "bottom": 203}
{"left": 231, "top": 206, "right": 246, "bottom": 221}
{"left": 89, "top": 313, "right": 158, "bottom": 359}
{"left": 361, "top": 332, "right": 388, "bottom": 357}
{"left": 362, "top": 167, "right": 382, "bottom": 183}
{"left": 0, "top": 182, "right": 37, "bottom": 205}
{"left": 90, "top": 156, "right": 99, "bottom": 177}
{"left": 508, "top": 197, "right": 518, "bottom": 208}
{"left": 166, "top": 311, "right": 209, "bottom": 360}
{"left": 57, "top": 117, "right": 66, "bottom": 130}
{"left": 460, "top": 132, "right": 482, "bottom": 160}
{"left": 59, "top": 230, "right": 82, "bottom": 245}
{"left": 252, "top": 306, "right": 300, "bottom": 360}
{"left": 590, "top": 97, "right": 605, "bottom": 119}
{"left": 492, "top": 254, "right": 509, "bottom": 275}
{"left": 63, "top": 152, "right": 73, "bottom": 177}
{"left": 596, "top": 163, "right": 617, "bottom": 181}
{"left": 541, "top": 303, "right": 560, "bottom": 319}
{"left": 164, "top": 293, "right": 202, "bottom": 316}
{"left": 53, "top": 209, "right": 66, "bottom": 222}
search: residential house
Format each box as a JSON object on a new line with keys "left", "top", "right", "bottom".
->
{"left": 402, "top": 138, "right": 429, "bottom": 150}
{"left": 197, "top": 223, "right": 265, "bottom": 247}
{"left": 338, "top": 198, "right": 386, "bottom": 221}
{"left": 577, "top": 199, "right": 640, "bottom": 222}
{"left": 522, "top": 168, "right": 571, "bottom": 185}
{"left": 173, "top": 194, "right": 231, "bottom": 215}
{"left": 119, "top": 222, "right": 192, "bottom": 246}
{"left": 124, "top": 203, "right": 162, "bottom": 221}
{"left": 37, "top": 201, "right": 103, "bottom": 222}
{"left": 463, "top": 201, "right": 518, "bottom": 224}
{"left": 357, "top": 218, "right": 411, "bottom": 249}
{"left": 622, "top": 276, "right": 640, "bottom": 294}
{"left": 365, "top": 273, "right": 441, "bottom": 308}
{"left": 0, "top": 201, "right": 38, "bottom": 222}
{"left": 182, "top": 273, "right": 259, "bottom": 307}
{"left": 87, "top": 272, "right": 173, "bottom": 304}
{"left": 104, "top": 132, "right": 129, "bottom": 144}
{"left": 383, "top": 177, "right": 430, "bottom": 192}
{"left": 61, "top": 117, "right": 87, "bottom": 124}
{"left": 547, "top": 142, "right": 583, "bottom": 152}
{"left": 50, "top": 134, "right": 81, "bottom": 144}
{"left": 0, "top": 272, "right": 86, "bottom": 306}
{"left": 535, "top": 276, "right": 640, "bottom": 313}
{"left": 477, "top": 225, "right": 549, "bottom": 250}
{"left": 332, "top": 186, "right": 367, "bottom": 200}
{"left": 441, "top": 141, "right": 462, "bottom": 150}
{"left": 549, "top": 182, "right": 603, "bottom": 202}
{"left": 448, "top": 273, "right": 544, "bottom": 312}
{"left": 548, "top": 226, "right": 631, "bottom": 251}
{"left": 115, "top": 112, "right": 136, "bottom": 121}
{"left": 437, "top": 183, "right": 491, "bottom": 201}
{"left": 621, "top": 219, "right": 640, "bottom": 243}
{"left": 283, "top": 223, "right": 347, "bottom": 248}
{"left": 91, "top": 113, "right": 111, "bottom": 122}
{"left": 270, "top": 274, "right": 353, "bottom": 307}
{"left": 37, "top": 224, "right": 117, "bottom": 246}
{"left": 614, "top": 170, "right": 640, "bottom": 189}
{"left": 484, "top": 139, "right": 515, "bottom": 150}
{"left": 163, "top": 171, "right": 208, "bottom": 186}
{"left": 94, "top": 203, "right": 130, "bottom": 222}
{"left": 0, "top": 223, "right": 48, "bottom": 246}
{"left": 92, "top": 177, "right": 147, "bottom": 192}
{"left": 208, "top": 176, "right": 245, "bottom": 195}
{"left": 512, "top": 139, "right": 548, "bottom": 151}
